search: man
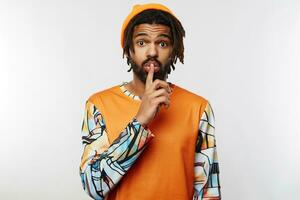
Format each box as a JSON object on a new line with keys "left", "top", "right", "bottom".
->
{"left": 79, "top": 3, "right": 221, "bottom": 200}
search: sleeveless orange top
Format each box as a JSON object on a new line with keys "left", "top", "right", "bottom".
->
{"left": 88, "top": 84, "right": 208, "bottom": 200}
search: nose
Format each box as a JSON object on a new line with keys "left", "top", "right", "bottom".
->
{"left": 146, "top": 43, "right": 158, "bottom": 57}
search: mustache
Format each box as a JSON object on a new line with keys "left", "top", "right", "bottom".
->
{"left": 142, "top": 57, "right": 162, "bottom": 68}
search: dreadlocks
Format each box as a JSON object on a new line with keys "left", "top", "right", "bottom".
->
{"left": 122, "top": 9, "right": 185, "bottom": 74}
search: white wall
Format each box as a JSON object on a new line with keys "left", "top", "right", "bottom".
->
{"left": 0, "top": 0, "right": 299, "bottom": 199}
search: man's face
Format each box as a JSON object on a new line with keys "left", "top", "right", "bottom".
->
{"left": 129, "top": 23, "right": 173, "bottom": 84}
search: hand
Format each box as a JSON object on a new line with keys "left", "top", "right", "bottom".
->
{"left": 135, "top": 64, "right": 172, "bottom": 126}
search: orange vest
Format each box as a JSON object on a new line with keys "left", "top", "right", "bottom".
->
{"left": 89, "top": 84, "right": 208, "bottom": 200}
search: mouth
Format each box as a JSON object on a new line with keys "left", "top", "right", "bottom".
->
{"left": 143, "top": 60, "right": 160, "bottom": 73}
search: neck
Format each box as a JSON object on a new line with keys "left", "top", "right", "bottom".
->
{"left": 126, "top": 73, "right": 146, "bottom": 98}
{"left": 125, "top": 73, "right": 168, "bottom": 98}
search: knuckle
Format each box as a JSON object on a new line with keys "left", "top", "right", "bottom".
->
{"left": 153, "top": 79, "right": 159, "bottom": 84}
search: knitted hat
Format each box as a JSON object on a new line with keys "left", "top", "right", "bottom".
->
{"left": 120, "top": 3, "right": 177, "bottom": 48}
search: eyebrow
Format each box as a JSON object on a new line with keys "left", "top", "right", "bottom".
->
{"left": 133, "top": 33, "right": 171, "bottom": 40}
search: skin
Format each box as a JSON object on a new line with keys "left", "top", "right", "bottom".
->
{"left": 124, "top": 23, "right": 173, "bottom": 126}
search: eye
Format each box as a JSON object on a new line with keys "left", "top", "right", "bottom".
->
{"left": 137, "top": 40, "right": 145, "bottom": 46}
{"left": 159, "top": 41, "right": 168, "bottom": 47}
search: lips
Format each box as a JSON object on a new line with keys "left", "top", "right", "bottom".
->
{"left": 143, "top": 60, "right": 160, "bottom": 73}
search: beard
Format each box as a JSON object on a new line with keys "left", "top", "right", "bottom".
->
{"left": 129, "top": 57, "right": 172, "bottom": 84}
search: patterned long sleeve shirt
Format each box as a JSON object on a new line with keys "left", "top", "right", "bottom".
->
{"left": 79, "top": 83, "right": 221, "bottom": 199}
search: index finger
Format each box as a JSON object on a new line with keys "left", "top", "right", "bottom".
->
{"left": 145, "top": 64, "right": 154, "bottom": 89}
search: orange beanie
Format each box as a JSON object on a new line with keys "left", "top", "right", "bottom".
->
{"left": 120, "top": 3, "right": 177, "bottom": 48}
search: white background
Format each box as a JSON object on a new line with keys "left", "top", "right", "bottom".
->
{"left": 1, "top": 0, "right": 299, "bottom": 199}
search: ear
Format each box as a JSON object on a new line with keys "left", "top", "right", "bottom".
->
{"left": 128, "top": 48, "right": 133, "bottom": 57}
{"left": 122, "top": 48, "right": 130, "bottom": 59}
{"left": 124, "top": 51, "right": 129, "bottom": 57}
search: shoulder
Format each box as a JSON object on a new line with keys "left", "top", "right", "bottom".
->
{"left": 88, "top": 85, "right": 120, "bottom": 100}
{"left": 87, "top": 84, "right": 120, "bottom": 104}
{"left": 172, "top": 83, "right": 209, "bottom": 106}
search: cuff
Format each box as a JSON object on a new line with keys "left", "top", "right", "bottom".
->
{"left": 132, "top": 117, "right": 155, "bottom": 138}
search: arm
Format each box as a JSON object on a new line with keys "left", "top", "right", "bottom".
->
{"left": 193, "top": 102, "right": 221, "bottom": 200}
{"left": 79, "top": 100, "right": 153, "bottom": 200}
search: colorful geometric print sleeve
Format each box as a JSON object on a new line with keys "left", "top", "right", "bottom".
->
{"left": 79, "top": 100, "right": 153, "bottom": 200}
{"left": 193, "top": 102, "right": 221, "bottom": 200}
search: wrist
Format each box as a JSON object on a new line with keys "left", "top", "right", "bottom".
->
{"left": 134, "top": 115, "right": 148, "bottom": 128}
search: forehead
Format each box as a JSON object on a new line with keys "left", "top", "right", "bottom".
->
{"left": 133, "top": 23, "right": 171, "bottom": 37}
